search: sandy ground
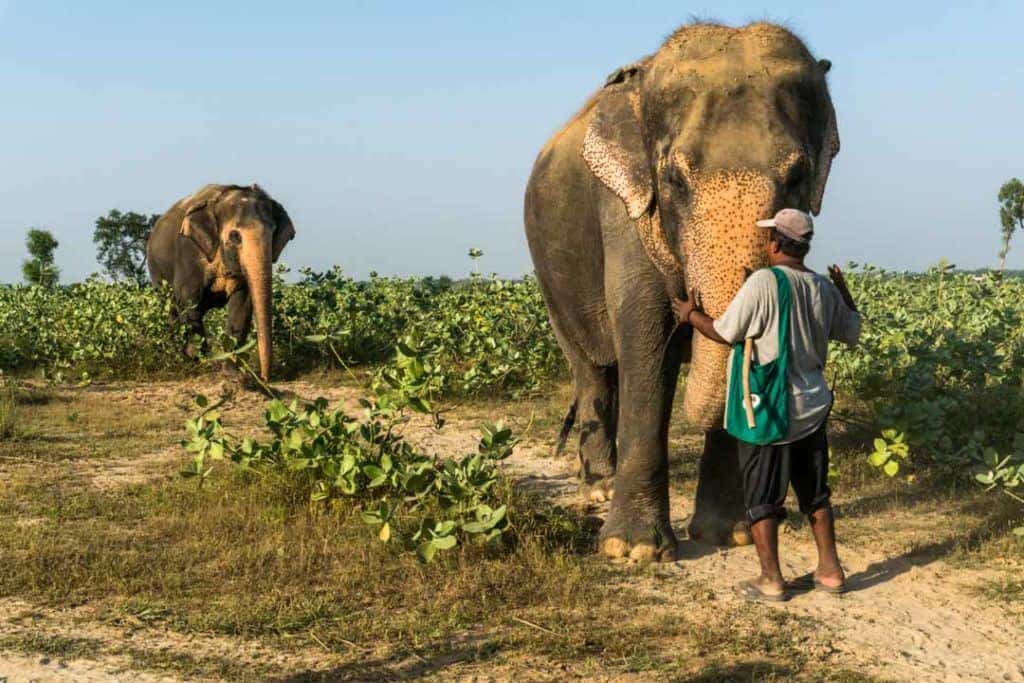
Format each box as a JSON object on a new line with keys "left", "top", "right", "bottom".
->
{"left": 2, "top": 379, "right": 1023, "bottom": 682}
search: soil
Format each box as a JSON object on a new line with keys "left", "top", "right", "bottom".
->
{"left": 2, "top": 379, "right": 1022, "bottom": 682}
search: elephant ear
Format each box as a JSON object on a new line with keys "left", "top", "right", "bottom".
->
{"left": 581, "top": 68, "right": 653, "bottom": 220}
{"left": 581, "top": 64, "right": 685, "bottom": 284}
{"left": 180, "top": 200, "right": 219, "bottom": 262}
{"left": 810, "top": 92, "right": 840, "bottom": 216}
{"left": 269, "top": 200, "right": 296, "bottom": 263}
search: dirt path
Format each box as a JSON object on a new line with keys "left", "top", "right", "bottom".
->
{"left": 3, "top": 379, "right": 1022, "bottom": 682}
{"left": 341, "top": 381, "right": 1024, "bottom": 682}
{"left": 500, "top": 442, "right": 1024, "bottom": 683}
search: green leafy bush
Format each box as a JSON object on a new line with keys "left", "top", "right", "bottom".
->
{"left": 0, "top": 279, "right": 188, "bottom": 378}
{"left": 182, "top": 340, "right": 518, "bottom": 562}
{"left": 0, "top": 266, "right": 563, "bottom": 396}
{"left": 831, "top": 266, "right": 1024, "bottom": 521}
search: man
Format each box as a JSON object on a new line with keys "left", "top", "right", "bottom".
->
{"left": 672, "top": 208, "right": 861, "bottom": 602}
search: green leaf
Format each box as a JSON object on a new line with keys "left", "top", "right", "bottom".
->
{"left": 417, "top": 541, "right": 437, "bottom": 563}
{"left": 208, "top": 441, "right": 224, "bottom": 460}
{"left": 361, "top": 510, "right": 382, "bottom": 524}
{"left": 432, "top": 534, "right": 457, "bottom": 550}
{"left": 407, "top": 396, "right": 432, "bottom": 414}
{"left": 363, "top": 465, "right": 386, "bottom": 487}
{"left": 882, "top": 460, "right": 899, "bottom": 477}
{"left": 868, "top": 451, "right": 889, "bottom": 467}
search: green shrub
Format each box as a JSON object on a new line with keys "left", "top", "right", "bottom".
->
{"left": 182, "top": 340, "right": 518, "bottom": 561}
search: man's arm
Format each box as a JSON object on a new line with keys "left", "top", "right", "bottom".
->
{"left": 688, "top": 309, "right": 729, "bottom": 345}
{"left": 671, "top": 290, "right": 730, "bottom": 345}
{"left": 827, "top": 264, "right": 862, "bottom": 346}
{"left": 827, "top": 265, "right": 858, "bottom": 313}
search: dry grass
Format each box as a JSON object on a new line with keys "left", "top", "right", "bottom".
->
{"left": 3, "top": 377, "right": 1020, "bottom": 680}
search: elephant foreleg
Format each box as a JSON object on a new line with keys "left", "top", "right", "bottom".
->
{"left": 599, "top": 295, "right": 681, "bottom": 562}
{"left": 688, "top": 429, "right": 749, "bottom": 546}
{"left": 226, "top": 289, "right": 253, "bottom": 348}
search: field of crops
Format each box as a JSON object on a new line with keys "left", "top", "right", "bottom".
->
{"left": 0, "top": 267, "right": 563, "bottom": 396}
{"left": 3, "top": 265, "right": 1024, "bottom": 481}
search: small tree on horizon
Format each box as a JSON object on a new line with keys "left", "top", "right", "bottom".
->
{"left": 93, "top": 209, "right": 159, "bottom": 285}
{"left": 998, "top": 178, "right": 1024, "bottom": 271}
{"left": 22, "top": 228, "right": 60, "bottom": 288}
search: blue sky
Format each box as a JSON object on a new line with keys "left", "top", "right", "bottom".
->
{"left": 1, "top": 1, "right": 1021, "bottom": 282}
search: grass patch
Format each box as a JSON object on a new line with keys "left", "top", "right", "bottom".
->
{"left": 0, "top": 632, "right": 104, "bottom": 661}
{"left": 0, "top": 379, "right": 17, "bottom": 440}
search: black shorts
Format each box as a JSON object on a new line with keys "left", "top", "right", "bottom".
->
{"left": 737, "top": 422, "right": 832, "bottom": 525}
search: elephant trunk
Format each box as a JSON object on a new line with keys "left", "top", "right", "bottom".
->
{"left": 680, "top": 170, "right": 776, "bottom": 431}
{"left": 241, "top": 238, "right": 274, "bottom": 382}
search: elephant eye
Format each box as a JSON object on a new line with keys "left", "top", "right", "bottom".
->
{"left": 666, "top": 165, "right": 690, "bottom": 198}
{"left": 783, "top": 158, "right": 807, "bottom": 193}
{"left": 228, "top": 230, "right": 242, "bottom": 245}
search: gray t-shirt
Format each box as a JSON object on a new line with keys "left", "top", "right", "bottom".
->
{"left": 713, "top": 266, "right": 862, "bottom": 444}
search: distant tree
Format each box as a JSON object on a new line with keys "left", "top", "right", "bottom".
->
{"left": 998, "top": 178, "right": 1024, "bottom": 271}
{"left": 22, "top": 228, "right": 60, "bottom": 288}
{"left": 468, "top": 247, "right": 483, "bottom": 276}
{"left": 93, "top": 210, "right": 159, "bottom": 285}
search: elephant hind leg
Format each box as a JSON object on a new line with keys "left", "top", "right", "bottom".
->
{"left": 559, "top": 345, "right": 618, "bottom": 503}
{"left": 553, "top": 400, "right": 577, "bottom": 457}
{"left": 575, "top": 360, "right": 618, "bottom": 503}
{"left": 178, "top": 301, "right": 207, "bottom": 360}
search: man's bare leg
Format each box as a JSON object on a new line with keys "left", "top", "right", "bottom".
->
{"left": 749, "top": 516, "right": 785, "bottom": 595}
{"left": 808, "top": 505, "right": 844, "bottom": 588}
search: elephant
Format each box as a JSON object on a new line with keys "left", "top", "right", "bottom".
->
{"left": 146, "top": 184, "right": 296, "bottom": 382}
{"left": 524, "top": 22, "right": 839, "bottom": 560}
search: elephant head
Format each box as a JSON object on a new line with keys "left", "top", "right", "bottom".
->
{"left": 180, "top": 184, "right": 295, "bottom": 381}
{"left": 582, "top": 23, "right": 839, "bottom": 430}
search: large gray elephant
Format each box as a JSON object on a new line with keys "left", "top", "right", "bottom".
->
{"left": 524, "top": 23, "right": 839, "bottom": 560}
{"left": 146, "top": 184, "right": 296, "bottom": 382}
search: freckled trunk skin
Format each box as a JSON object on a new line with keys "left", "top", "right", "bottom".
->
{"left": 240, "top": 241, "right": 273, "bottom": 382}
{"left": 681, "top": 171, "right": 775, "bottom": 431}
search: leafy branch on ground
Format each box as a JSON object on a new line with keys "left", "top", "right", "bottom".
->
{"left": 182, "top": 338, "right": 517, "bottom": 561}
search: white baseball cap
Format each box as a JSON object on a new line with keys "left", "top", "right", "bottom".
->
{"left": 756, "top": 208, "right": 814, "bottom": 243}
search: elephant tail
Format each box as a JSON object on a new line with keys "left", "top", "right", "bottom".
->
{"left": 554, "top": 400, "right": 578, "bottom": 457}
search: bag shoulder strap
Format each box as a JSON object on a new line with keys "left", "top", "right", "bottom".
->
{"left": 768, "top": 267, "right": 793, "bottom": 364}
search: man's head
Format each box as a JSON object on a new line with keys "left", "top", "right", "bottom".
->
{"left": 756, "top": 208, "right": 813, "bottom": 262}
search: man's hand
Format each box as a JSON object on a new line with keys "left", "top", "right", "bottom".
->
{"left": 671, "top": 288, "right": 701, "bottom": 324}
{"left": 828, "top": 265, "right": 858, "bottom": 313}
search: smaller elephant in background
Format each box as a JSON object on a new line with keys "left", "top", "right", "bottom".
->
{"left": 146, "top": 184, "right": 296, "bottom": 381}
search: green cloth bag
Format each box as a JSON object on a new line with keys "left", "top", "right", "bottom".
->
{"left": 724, "top": 267, "right": 792, "bottom": 445}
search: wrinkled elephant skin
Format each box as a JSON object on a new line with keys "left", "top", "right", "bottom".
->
{"left": 524, "top": 23, "right": 840, "bottom": 558}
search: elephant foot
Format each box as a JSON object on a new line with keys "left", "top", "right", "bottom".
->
{"left": 580, "top": 477, "right": 614, "bottom": 504}
{"left": 730, "top": 520, "right": 753, "bottom": 546}
{"left": 687, "top": 517, "right": 751, "bottom": 547}
{"left": 599, "top": 507, "right": 678, "bottom": 562}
